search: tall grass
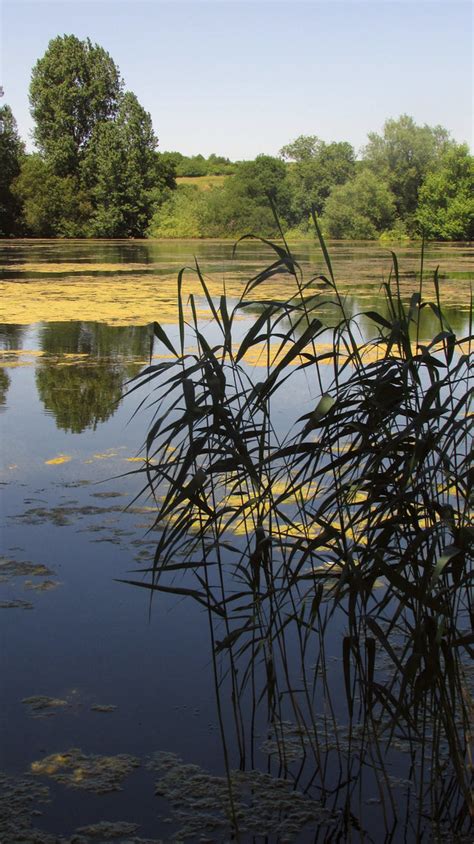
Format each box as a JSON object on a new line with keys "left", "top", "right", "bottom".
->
{"left": 125, "top": 221, "right": 473, "bottom": 840}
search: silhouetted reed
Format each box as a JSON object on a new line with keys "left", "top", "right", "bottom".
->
{"left": 125, "top": 219, "right": 473, "bottom": 841}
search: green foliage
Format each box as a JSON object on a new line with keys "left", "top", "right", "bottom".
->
{"left": 206, "top": 153, "right": 235, "bottom": 175}
{"left": 176, "top": 153, "right": 208, "bottom": 177}
{"left": 148, "top": 184, "right": 203, "bottom": 238}
{"left": 322, "top": 169, "right": 396, "bottom": 238}
{"left": 24, "top": 35, "right": 168, "bottom": 237}
{"left": 150, "top": 155, "right": 291, "bottom": 238}
{"left": 379, "top": 218, "right": 411, "bottom": 244}
{"left": 168, "top": 151, "right": 236, "bottom": 177}
{"left": 283, "top": 137, "right": 356, "bottom": 223}
{"left": 12, "top": 154, "right": 92, "bottom": 237}
{"left": 30, "top": 34, "right": 123, "bottom": 177}
{"left": 280, "top": 134, "right": 321, "bottom": 162}
{"left": 0, "top": 105, "right": 25, "bottom": 236}
{"left": 363, "top": 114, "right": 452, "bottom": 220}
{"left": 201, "top": 155, "right": 291, "bottom": 237}
{"left": 416, "top": 143, "right": 474, "bottom": 240}
{"left": 82, "top": 92, "right": 159, "bottom": 237}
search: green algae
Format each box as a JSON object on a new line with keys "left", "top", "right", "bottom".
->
{"left": 22, "top": 696, "right": 70, "bottom": 717}
{"left": 90, "top": 704, "right": 118, "bottom": 713}
{"left": 0, "top": 771, "right": 51, "bottom": 843}
{"left": 0, "top": 599, "right": 34, "bottom": 609}
{"left": 24, "top": 579, "right": 60, "bottom": 592}
{"left": 147, "top": 751, "right": 335, "bottom": 841}
{"left": 74, "top": 821, "right": 139, "bottom": 839}
{"left": 31, "top": 749, "right": 141, "bottom": 793}
{"left": 0, "top": 557, "right": 54, "bottom": 579}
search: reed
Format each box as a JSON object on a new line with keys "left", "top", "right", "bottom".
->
{"left": 124, "top": 219, "right": 473, "bottom": 840}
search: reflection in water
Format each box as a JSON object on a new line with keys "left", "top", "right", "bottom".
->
{"left": 0, "top": 323, "right": 26, "bottom": 350}
{"left": 35, "top": 321, "right": 151, "bottom": 433}
{"left": 0, "top": 368, "right": 10, "bottom": 407}
{"left": 36, "top": 362, "right": 124, "bottom": 433}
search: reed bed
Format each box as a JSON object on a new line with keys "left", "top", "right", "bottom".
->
{"left": 125, "top": 219, "right": 473, "bottom": 841}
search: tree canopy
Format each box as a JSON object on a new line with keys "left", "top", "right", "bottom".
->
{"left": 0, "top": 105, "right": 24, "bottom": 236}
{"left": 13, "top": 34, "right": 171, "bottom": 237}
{"left": 82, "top": 92, "right": 159, "bottom": 237}
{"left": 362, "top": 114, "right": 452, "bottom": 220}
{"left": 416, "top": 143, "right": 474, "bottom": 240}
{"left": 30, "top": 34, "right": 123, "bottom": 177}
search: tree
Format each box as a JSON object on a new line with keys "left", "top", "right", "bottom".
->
{"left": 280, "top": 135, "right": 321, "bottom": 163}
{"left": 362, "top": 115, "right": 451, "bottom": 220}
{"left": 12, "top": 154, "right": 92, "bottom": 236}
{"left": 199, "top": 155, "right": 291, "bottom": 237}
{"left": 0, "top": 105, "right": 25, "bottom": 235}
{"left": 176, "top": 154, "right": 208, "bottom": 177}
{"left": 29, "top": 34, "right": 123, "bottom": 177}
{"left": 281, "top": 137, "right": 356, "bottom": 224}
{"left": 416, "top": 144, "right": 474, "bottom": 240}
{"left": 322, "top": 171, "right": 396, "bottom": 239}
{"left": 81, "top": 92, "right": 160, "bottom": 237}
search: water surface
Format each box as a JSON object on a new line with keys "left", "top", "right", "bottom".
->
{"left": 0, "top": 238, "right": 472, "bottom": 842}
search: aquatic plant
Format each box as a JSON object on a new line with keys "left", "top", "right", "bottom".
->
{"left": 126, "top": 218, "right": 473, "bottom": 840}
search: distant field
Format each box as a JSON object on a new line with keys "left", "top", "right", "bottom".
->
{"left": 176, "top": 175, "right": 229, "bottom": 191}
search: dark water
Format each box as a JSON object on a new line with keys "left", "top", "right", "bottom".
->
{"left": 0, "top": 239, "right": 472, "bottom": 842}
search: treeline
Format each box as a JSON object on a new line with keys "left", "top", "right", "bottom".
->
{"left": 150, "top": 126, "right": 473, "bottom": 241}
{"left": 0, "top": 34, "right": 472, "bottom": 241}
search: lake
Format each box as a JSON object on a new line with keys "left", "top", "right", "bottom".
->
{"left": 0, "top": 238, "right": 472, "bottom": 843}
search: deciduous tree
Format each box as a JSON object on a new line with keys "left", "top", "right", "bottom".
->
{"left": 0, "top": 105, "right": 24, "bottom": 235}
{"left": 30, "top": 34, "right": 123, "bottom": 177}
{"left": 362, "top": 115, "right": 451, "bottom": 220}
{"left": 416, "top": 144, "right": 474, "bottom": 240}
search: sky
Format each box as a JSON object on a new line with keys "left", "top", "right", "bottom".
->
{"left": 1, "top": 0, "right": 472, "bottom": 160}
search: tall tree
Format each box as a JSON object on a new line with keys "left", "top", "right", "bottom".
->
{"left": 362, "top": 115, "right": 451, "bottom": 220}
{"left": 0, "top": 105, "right": 24, "bottom": 235}
{"left": 29, "top": 34, "right": 123, "bottom": 176}
{"left": 281, "top": 136, "right": 355, "bottom": 224}
{"left": 82, "top": 92, "right": 160, "bottom": 237}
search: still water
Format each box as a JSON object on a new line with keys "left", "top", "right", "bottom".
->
{"left": 0, "top": 239, "right": 472, "bottom": 842}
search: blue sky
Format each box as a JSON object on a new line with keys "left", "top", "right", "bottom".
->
{"left": 1, "top": 1, "right": 472, "bottom": 159}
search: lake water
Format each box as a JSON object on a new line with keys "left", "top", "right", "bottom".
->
{"left": 0, "top": 238, "right": 472, "bottom": 842}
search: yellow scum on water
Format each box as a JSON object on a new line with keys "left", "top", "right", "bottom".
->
{"left": 44, "top": 454, "right": 72, "bottom": 465}
{"left": 1, "top": 258, "right": 471, "bottom": 326}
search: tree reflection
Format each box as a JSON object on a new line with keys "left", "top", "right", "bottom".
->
{"left": 36, "top": 321, "right": 150, "bottom": 433}
{"left": 0, "top": 324, "right": 26, "bottom": 350}
{"left": 0, "top": 368, "right": 10, "bottom": 407}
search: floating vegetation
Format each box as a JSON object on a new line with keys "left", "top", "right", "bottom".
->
{"left": 0, "top": 771, "right": 52, "bottom": 844}
{"left": 148, "top": 751, "right": 336, "bottom": 841}
{"left": 0, "top": 769, "right": 163, "bottom": 843}
{"left": 22, "top": 695, "right": 70, "bottom": 717}
{"left": 91, "top": 491, "right": 126, "bottom": 499}
{"left": 45, "top": 454, "right": 73, "bottom": 465}
{"left": 0, "top": 598, "right": 33, "bottom": 609}
{"left": 31, "top": 749, "right": 141, "bottom": 793}
{"left": 0, "top": 557, "right": 54, "bottom": 579}
{"left": 24, "top": 578, "right": 60, "bottom": 592}
{"left": 90, "top": 704, "right": 117, "bottom": 713}
{"left": 74, "top": 820, "right": 139, "bottom": 839}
